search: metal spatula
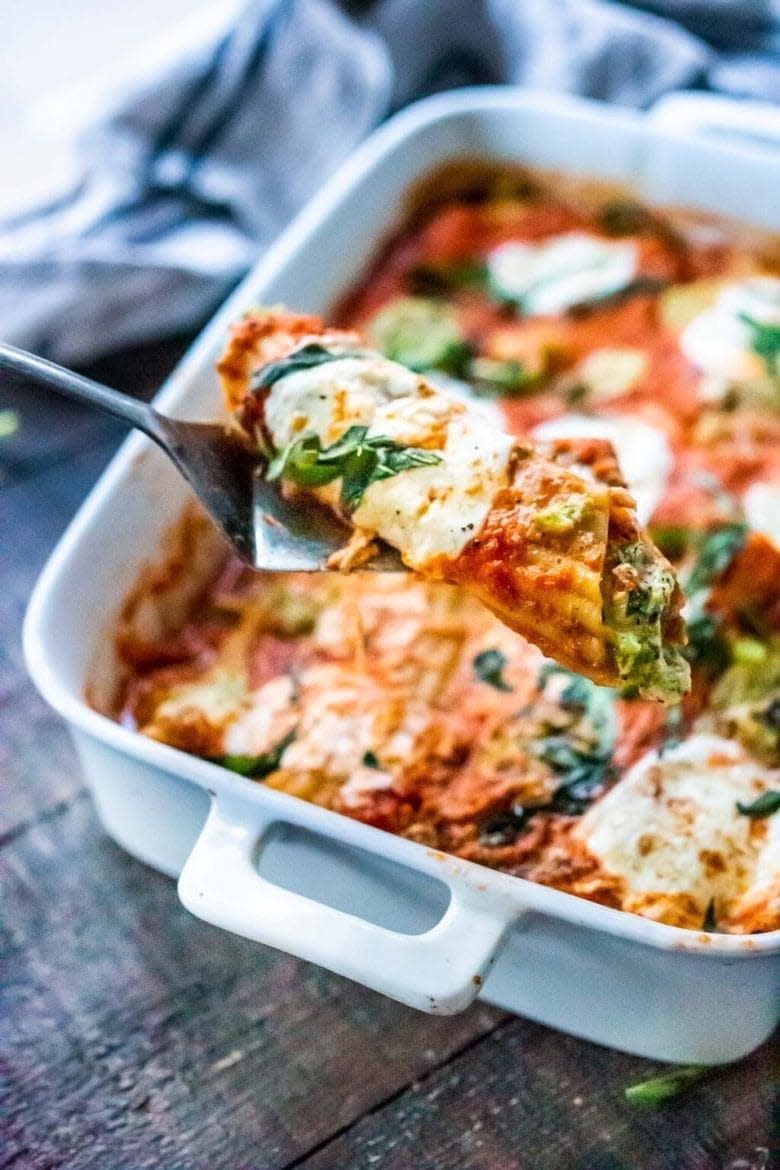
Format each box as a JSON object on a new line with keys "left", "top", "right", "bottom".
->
{"left": 0, "top": 342, "right": 403, "bottom": 571}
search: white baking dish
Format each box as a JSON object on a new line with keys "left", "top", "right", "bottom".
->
{"left": 24, "top": 88, "right": 780, "bottom": 1064}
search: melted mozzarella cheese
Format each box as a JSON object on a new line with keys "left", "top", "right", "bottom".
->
{"left": 679, "top": 276, "right": 780, "bottom": 393}
{"left": 353, "top": 409, "right": 512, "bottom": 565}
{"left": 263, "top": 356, "right": 420, "bottom": 450}
{"left": 340, "top": 766, "right": 394, "bottom": 807}
{"left": 487, "top": 232, "right": 637, "bottom": 315}
{"left": 222, "top": 676, "right": 297, "bottom": 755}
{"left": 743, "top": 481, "right": 780, "bottom": 550}
{"left": 576, "top": 735, "right": 778, "bottom": 919}
{"left": 533, "top": 413, "right": 672, "bottom": 525}
{"left": 263, "top": 355, "right": 513, "bottom": 568}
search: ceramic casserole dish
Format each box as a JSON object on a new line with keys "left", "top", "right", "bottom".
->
{"left": 24, "top": 89, "right": 780, "bottom": 1064}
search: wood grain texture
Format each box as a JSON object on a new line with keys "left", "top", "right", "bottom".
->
{"left": 0, "top": 798, "right": 502, "bottom": 1170}
{"left": 296, "top": 1022, "right": 776, "bottom": 1170}
{"left": 0, "top": 440, "right": 120, "bottom": 836}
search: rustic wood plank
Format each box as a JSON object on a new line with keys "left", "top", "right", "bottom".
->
{"left": 0, "top": 797, "right": 503, "bottom": 1170}
{"left": 0, "top": 439, "right": 122, "bottom": 836}
{"left": 295, "top": 1020, "right": 776, "bottom": 1170}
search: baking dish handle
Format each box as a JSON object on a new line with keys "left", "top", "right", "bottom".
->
{"left": 178, "top": 795, "right": 518, "bottom": 1013}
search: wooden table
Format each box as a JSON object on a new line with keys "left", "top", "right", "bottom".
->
{"left": 1, "top": 342, "right": 775, "bottom": 1170}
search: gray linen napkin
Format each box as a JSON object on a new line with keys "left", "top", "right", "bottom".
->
{"left": 1, "top": 0, "right": 777, "bottom": 364}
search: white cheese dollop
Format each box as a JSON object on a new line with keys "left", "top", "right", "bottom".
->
{"left": 487, "top": 232, "right": 637, "bottom": 315}
{"left": 264, "top": 355, "right": 514, "bottom": 568}
{"left": 679, "top": 276, "right": 780, "bottom": 395}
{"left": 743, "top": 481, "right": 780, "bottom": 550}
{"left": 533, "top": 413, "right": 672, "bottom": 525}
{"left": 575, "top": 734, "right": 778, "bottom": 919}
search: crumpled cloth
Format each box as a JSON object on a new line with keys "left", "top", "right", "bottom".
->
{"left": 1, "top": 0, "right": 778, "bottom": 364}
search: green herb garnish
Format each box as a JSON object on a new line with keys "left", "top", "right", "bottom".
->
{"left": 267, "top": 424, "right": 441, "bottom": 512}
{"left": 739, "top": 312, "right": 780, "bottom": 378}
{"left": 625, "top": 1066, "right": 710, "bottom": 1106}
{"left": 736, "top": 790, "right": 780, "bottom": 818}
{"left": 683, "top": 612, "right": 730, "bottom": 677}
{"left": 597, "top": 200, "right": 654, "bottom": 237}
{"left": 685, "top": 523, "right": 748, "bottom": 596}
{"left": 219, "top": 729, "right": 296, "bottom": 778}
{"left": 362, "top": 750, "right": 380, "bottom": 769}
{"left": 407, "top": 260, "right": 489, "bottom": 297}
{"left": 473, "top": 648, "right": 514, "bottom": 692}
{"left": 677, "top": 523, "right": 750, "bottom": 680}
{"left": 250, "top": 344, "right": 367, "bottom": 392}
{"left": 701, "top": 899, "right": 719, "bottom": 932}
{"left": 477, "top": 668, "right": 616, "bottom": 846}
{"left": 649, "top": 524, "right": 691, "bottom": 562}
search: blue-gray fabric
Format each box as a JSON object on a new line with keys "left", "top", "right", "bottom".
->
{"left": 1, "top": 0, "right": 778, "bottom": 363}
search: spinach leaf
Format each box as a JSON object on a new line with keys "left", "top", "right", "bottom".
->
{"left": 478, "top": 666, "right": 616, "bottom": 846}
{"left": 478, "top": 813, "right": 528, "bottom": 847}
{"left": 701, "top": 899, "right": 719, "bottom": 932}
{"left": 685, "top": 523, "right": 748, "bottom": 595}
{"left": 739, "top": 312, "right": 780, "bottom": 378}
{"left": 267, "top": 425, "right": 441, "bottom": 512}
{"left": 219, "top": 728, "right": 296, "bottom": 778}
{"left": 407, "top": 260, "right": 489, "bottom": 296}
{"left": 649, "top": 524, "right": 691, "bottom": 562}
{"left": 736, "top": 790, "right": 780, "bottom": 818}
{"left": 535, "top": 667, "right": 616, "bottom": 813}
{"left": 536, "top": 737, "right": 612, "bottom": 815}
{"left": 683, "top": 612, "right": 730, "bottom": 677}
{"left": 678, "top": 523, "right": 750, "bottom": 680}
{"left": 250, "top": 344, "right": 366, "bottom": 392}
{"left": 624, "top": 1066, "right": 710, "bottom": 1106}
{"left": 473, "top": 649, "right": 514, "bottom": 692}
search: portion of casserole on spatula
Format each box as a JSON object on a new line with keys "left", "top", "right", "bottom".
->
{"left": 218, "top": 308, "right": 690, "bottom": 703}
